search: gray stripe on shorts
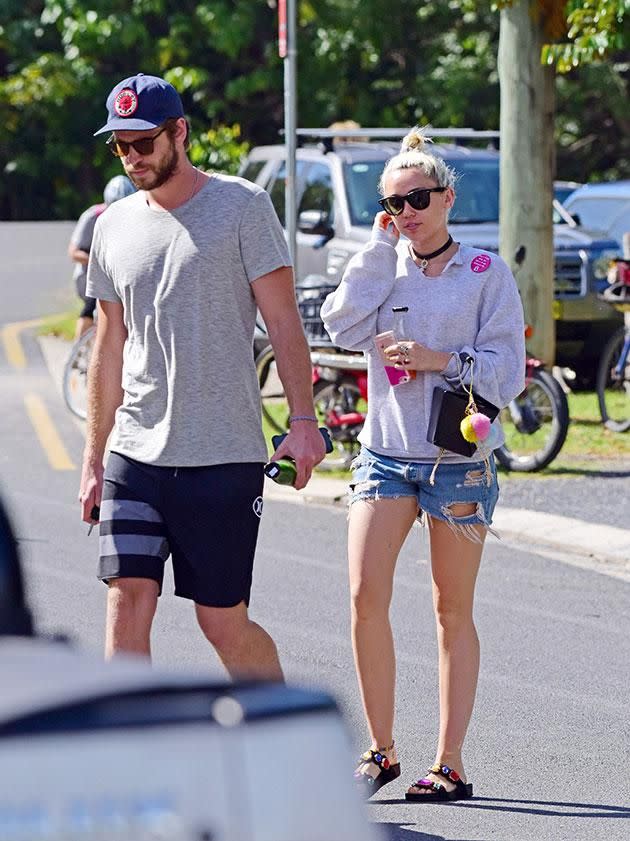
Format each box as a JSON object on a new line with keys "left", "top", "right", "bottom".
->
{"left": 99, "top": 534, "right": 169, "bottom": 559}
{"left": 100, "top": 498, "right": 163, "bottom": 522}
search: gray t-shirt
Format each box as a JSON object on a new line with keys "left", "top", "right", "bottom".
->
{"left": 86, "top": 173, "right": 291, "bottom": 466}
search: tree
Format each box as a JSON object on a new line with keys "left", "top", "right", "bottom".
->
{"left": 495, "top": 0, "right": 628, "bottom": 364}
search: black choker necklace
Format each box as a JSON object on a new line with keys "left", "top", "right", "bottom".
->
{"left": 411, "top": 235, "right": 453, "bottom": 268}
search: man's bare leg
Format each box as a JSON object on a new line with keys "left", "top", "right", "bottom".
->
{"left": 105, "top": 578, "right": 159, "bottom": 659}
{"left": 195, "top": 601, "right": 284, "bottom": 681}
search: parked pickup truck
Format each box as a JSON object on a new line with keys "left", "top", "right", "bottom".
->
{"left": 241, "top": 133, "right": 621, "bottom": 386}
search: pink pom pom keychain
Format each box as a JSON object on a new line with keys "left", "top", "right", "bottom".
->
{"left": 460, "top": 411, "right": 492, "bottom": 443}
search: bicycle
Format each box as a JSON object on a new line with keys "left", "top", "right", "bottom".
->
{"left": 62, "top": 323, "right": 95, "bottom": 420}
{"left": 596, "top": 260, "right": 630, "bottom": 433}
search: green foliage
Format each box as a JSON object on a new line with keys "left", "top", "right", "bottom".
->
{"left": 189, "top": 123, "right": 249, "bottom": 174}
{"left": 302, "top": 0, "right": 500, "bottom": 130}
{"left": 0, "top": 0, "right": 279, "bottom": 220}
{"left": 542, "top": 0, "right": 629, "bottom": 72}
{"left": 0, "top": 0, "right": 628, "bottom": 219}
{"left": 493, "top": 0, "right": 628, "bottom": 71}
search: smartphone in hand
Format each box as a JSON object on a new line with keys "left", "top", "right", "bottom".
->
{"left": 271, "top": 426, "right": 334, "bottom": 454}
{"left": 266, "top": 427, "right": 334, "bottom": 486}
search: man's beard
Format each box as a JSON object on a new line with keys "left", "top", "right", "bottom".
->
{"left": 127, "top": 138, "right": 179, "bottom": 191}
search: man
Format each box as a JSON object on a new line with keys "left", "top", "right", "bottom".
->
{"left": 68, "top": 175, "right": 135, "bottom": 340}
{"left": 79, "top": 73, "right": 325, "bottom": 677}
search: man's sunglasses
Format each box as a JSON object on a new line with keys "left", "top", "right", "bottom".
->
{"left": 378, "top": 187, "right": 447, "bottom": 217}
{"left": 106, "top": 124, "right": 168, "bottom": 158}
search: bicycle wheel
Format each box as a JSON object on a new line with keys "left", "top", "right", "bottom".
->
{"left": 62, "top": 326, "right": 96, "bottom": 420}
{"left": 256, "top": 345, "right": 289, "bottom": 436}
{"left": 313, "top": 377, "right": 365, "bottom": 470}
{"left": 596, "top": 327, "right": 630, "bottom": 433}
{"left": 495, "top": 368, "right": 569, "bottom": 472}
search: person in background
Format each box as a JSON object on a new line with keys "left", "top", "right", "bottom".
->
{"left": 79, "top": 73, "right": 325, "bottom": 674}
{"left": 68, "top": 175, "right": 136, "bottom": 339}
{"left": 321, "top": 127, "right": 525, "bottom": 802}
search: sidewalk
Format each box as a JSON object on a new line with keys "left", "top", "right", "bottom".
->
{"left": 40, "top": 334, "right": 630, "bottom": 580}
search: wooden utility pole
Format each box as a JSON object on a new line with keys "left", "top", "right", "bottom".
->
{"left": 498, "top": 0, "right": 556, "bottom": 364}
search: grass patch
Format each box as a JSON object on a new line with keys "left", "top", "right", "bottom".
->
{"left": 508, "top": 390, "right": 630, "bottom": 478}
{"left": 38, "top": 307, "right": 80, "bottom": 342}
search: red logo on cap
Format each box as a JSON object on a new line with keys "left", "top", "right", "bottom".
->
{"left": 114, "top": 89, "right": 138, "bottom": 117}
{"left": 471, "top": 255, "right": 491, "bottom": 273}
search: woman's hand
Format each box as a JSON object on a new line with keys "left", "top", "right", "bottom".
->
{"left": 384, "top": 340, "right": 451, "bottom": 373}
{"left": 371, "top": 210, "right": 400, "bottom": 246}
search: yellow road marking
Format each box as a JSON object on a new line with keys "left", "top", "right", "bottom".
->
{"left": 1, "top": 318, "right": 44, "bottom": 369}
{"left": 24, "top": 392, "right": 76, "bottom": 471}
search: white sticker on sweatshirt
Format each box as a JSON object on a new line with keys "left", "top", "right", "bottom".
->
{"left": 471, "top": 255, "right": 491, "bottom": 273}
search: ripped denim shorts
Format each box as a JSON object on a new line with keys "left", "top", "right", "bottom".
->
{"left": 349, "top": 447, "right": 499, "bottom": 539}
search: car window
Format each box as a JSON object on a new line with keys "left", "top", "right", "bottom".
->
{"left": 344, "top": 161, "right": 385, "bottom": 225}
{"left": 343, "top": 157, "right": 501, "bottom": 226}
{"left": 241, "top": 160, "right": 266, "bottom": 183}
{"left": 298, "top": 163, "right": 334, "bottom": 220}
{"left": 446, "top": 160, "right": 500, "bottom": 223}
{"left": 564, "top": 197, "right": 630, "bottom": 233}
{"left": 268, "top": 161, "right": 309, "bottom": 226}
{"left": 554, "top": 185, "right": 580, "bottom": 205}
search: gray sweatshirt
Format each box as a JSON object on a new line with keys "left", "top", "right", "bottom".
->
{"left": 320, "top": 236, "right": 526, "bottom": 462}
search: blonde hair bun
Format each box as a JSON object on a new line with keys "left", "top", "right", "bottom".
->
{"left": 400, "top": 127, "right": 433, "bottom": 153}
{"left": 379, "top": 125, "right": 455, "bottom": 196}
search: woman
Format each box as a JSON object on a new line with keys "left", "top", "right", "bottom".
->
{"left": 321, "top": 128, "right": 525, "bottom": 802}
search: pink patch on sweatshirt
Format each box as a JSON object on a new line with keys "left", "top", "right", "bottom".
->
{"left": 471, "top": 255, "right": 491, "bottom": 273}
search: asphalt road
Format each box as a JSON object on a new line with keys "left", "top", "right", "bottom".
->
{"left": 0, "top": 222, "right": 75, "bottom": 322}
{"left": 497, "top": 464, "right": 630, "bottom": 527}
{"left": 1, "top": 222, "right": 629, "bottom": 840}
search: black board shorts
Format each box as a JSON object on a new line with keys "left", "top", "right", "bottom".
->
{"left": 98, "top": 452, "right": 265, "bottom": 607}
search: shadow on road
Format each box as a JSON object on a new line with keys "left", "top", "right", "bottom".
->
{"left": 452, "top": 795, "right": 630, "bottom": 818}
{"left": 376, "top": 824, "right": 445, "bottom": 841}
{"left": 371, "top": 796, "right": 629, "bottom": 839}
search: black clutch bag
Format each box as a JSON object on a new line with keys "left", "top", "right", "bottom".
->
{"left": 427, "top": 386, "right": 500, "bottom": 457}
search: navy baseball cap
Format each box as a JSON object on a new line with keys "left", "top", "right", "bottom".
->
{"left": 94, "top": 73, "right": 184, "bottom": 136}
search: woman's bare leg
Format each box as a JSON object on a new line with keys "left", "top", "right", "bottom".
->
{"left": 410, "top": 508, "right": 485, "bottom": 794}
{"left": 349, "top": 496, "right": 418, "bottom": 775}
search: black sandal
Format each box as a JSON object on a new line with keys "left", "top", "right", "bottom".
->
{"left": 353, "top": 748, "right": 401, "bottom": 798}
{"left": 405, "top": 763, "right": 473, "bottom": 802}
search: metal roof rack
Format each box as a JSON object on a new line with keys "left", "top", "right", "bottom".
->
{"left": 295, "top": 128, "right": 500, "bottom": 140}
{"left": 291, "top": 127, "right": 500, "bottom": 153}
